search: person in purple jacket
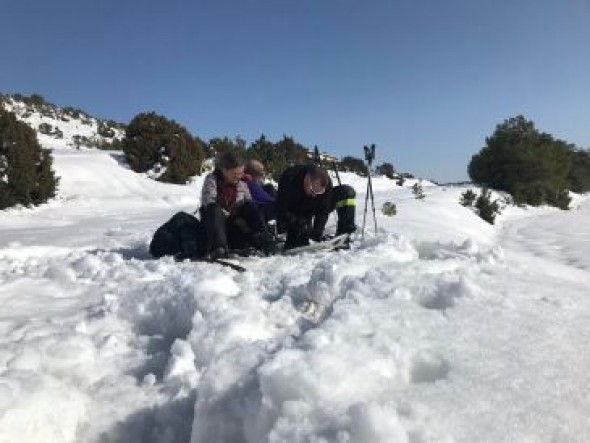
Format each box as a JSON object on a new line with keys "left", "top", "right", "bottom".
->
{"left": 242, "top": 160, "right": 276, "bottom": 222}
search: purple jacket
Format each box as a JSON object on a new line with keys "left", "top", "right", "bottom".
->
{"left": 242, "top": 175, "right": 275, "bottom": 205}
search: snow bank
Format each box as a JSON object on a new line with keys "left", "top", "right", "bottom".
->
{"left": 0, "top": 148, "right": 589, "bottom": 442}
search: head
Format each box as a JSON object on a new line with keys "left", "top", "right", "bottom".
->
{"left": 215, "top": 151, "right": 245, "bottom": 185}
{"left": 303, "top": 166, "right": 329, "bottom": 197}
{"left": 244, "top": 160, "right": 266, "bottom": 181}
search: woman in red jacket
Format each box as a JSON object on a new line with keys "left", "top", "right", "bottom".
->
{"left": 201, "top": 152, "right": 274, "bottom": 258}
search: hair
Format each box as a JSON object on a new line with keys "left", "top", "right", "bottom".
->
{"left": 308, "top": 165, "right": 330, "bottom": 187}
{"left": 244, "top": 160, "right": 265, "bottom": 177}
{"left": 215, "top": 151, "right": 244, "bottom": 171}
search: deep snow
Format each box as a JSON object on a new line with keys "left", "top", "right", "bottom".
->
{"left": 0, "top": 146, "right": 589, "bottom": 443}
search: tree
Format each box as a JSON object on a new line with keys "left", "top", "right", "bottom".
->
{"left": 122, "top": 112, "right": 205, "bottom": 184}
{"left": 568, "top": 149, "right": 590, "bottom": 193}
{"left": 468, "top": 115, "right": 573, "bottom": 208}
{"left": 0, "top": 110, "right": 59, "bottom": 209}
{"left": 207, "top": 136, "right": 248, "bottom": 159}
{"left": 249, "top": 135, "right": 309, "bottom": 180}
{"left": 375, "top": 162, "right": 395, "bottom": 179}
{"left": 460, "top": 189, "right": 477, "bottom": 206}
{"left": 340, "top": 156, "right": 368, "bottom": 176}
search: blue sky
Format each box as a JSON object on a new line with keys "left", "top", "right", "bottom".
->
{"left": 2, "top": 0, "right": 589, "bottom": 182}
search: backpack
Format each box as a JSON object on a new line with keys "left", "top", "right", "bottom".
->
{"left": 149, "top": 211, "right": 207, "bottom": 260}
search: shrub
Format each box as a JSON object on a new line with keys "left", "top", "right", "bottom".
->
{"left": 376, "top": 162, "right": 395, "bottom": 179}
{"left": 468, "top": 115, "right": 573, "bottom": 208}
{"left": 97, "top": 121, "right": 116, "bottom": 138}
{"left": 460, "top": 189, "right": 477, "bottom": 206}
{"left": 340, "top": 156, "right": 368, "bottom": 176}
{"left": 547, "top": 189, "right": 571, "bottom": 210}
{"left": 248, "top": 135, "right": 309, "bottom": 180}
{"left": 122, "top": 112, "right": 205, "bottom": 184}
{"left": 0, "top": 110, "right": 59, "bottom": 209}
{"left": 568, "top": 149, "right": 590, "bottom": 193}
{"left": 412, "top": 181, "right": 425, "bottom": 199}
{"left": 396, "top": 177, "right": 405, "bottom": 186}
{"left": 475, "top": 188, "right": 500, "bottom": 224}
{"left": 38, "top": 123, "right": 53, "bottom": 135}
{"left": 382, "top": 201, "right": 397, "bottom": 216}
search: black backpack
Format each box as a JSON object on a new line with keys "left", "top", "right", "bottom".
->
{"left": 149, "top": 211, "right": 207, "bottom": 260}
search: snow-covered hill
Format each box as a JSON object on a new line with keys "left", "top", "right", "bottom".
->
{"left": 0, "top": 144, "right": 589, "bottom": 442}
{"left": 1, "top": 94, "right": 125, "bottom": 150}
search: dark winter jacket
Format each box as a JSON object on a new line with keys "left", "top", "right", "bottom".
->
{"left": 276, "top": 165, "right": 333, "bottom": 238}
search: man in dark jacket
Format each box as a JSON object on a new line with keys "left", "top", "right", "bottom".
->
{"left": 277, "top": 164, "right": 356, "bottom": 250}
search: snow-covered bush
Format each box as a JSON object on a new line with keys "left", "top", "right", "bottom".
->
{"left": 412, "top": 181, "right": 425, "bottom": 199}
{"left": 382, "top": 201, "right": 397, "bottom": 216}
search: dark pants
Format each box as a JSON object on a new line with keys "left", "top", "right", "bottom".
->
{"left": 332, "top": 184, "right": 357, "bottom": 236}
{"left": 284, "top": 185, "right": 356, "bottom": 249}
{"left": 258, "top": 202, "right": 276, "bottom": 223}
{"left": 202, "top": 201, "right": 266, "bottom": 253}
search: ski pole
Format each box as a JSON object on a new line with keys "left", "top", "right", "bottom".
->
{"left": 362, "top": 174, "right": 370, "bottom": 239}
{"left": 367, "top": 166, "right": 377, "bottom": 233}
{"left": 362, "top": 144, "right": 377, "bottom": 239}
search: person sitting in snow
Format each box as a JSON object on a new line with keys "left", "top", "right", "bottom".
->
{"left": 277, "top": 164, "right": 357, "bottom": 250}
{"left": 241, "top": 160, "right": 276, "bottom": 222}
{"left": 200, "top": 152, "right": 275, "bottom": 258}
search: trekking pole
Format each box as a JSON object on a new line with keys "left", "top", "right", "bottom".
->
{"left": 313, "top": 145, "right": 322, "bottom": 167}
{"left": 315, "top": 145, "right": 341, "bottom": 185}
{"left": 332, "top": 161, "right": 341, "bottom": 185}
{"left": 361, "top": 144, "right": 377, "bottom": 239}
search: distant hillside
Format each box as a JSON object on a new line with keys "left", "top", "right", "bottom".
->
{"left": 0, "top": 93, "right": 125, "bottom": 150}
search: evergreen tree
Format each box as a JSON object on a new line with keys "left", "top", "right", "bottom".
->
{"left": 376, "top": 162, "right": 395, "bottom": 179}
{"left": 249, "top": 135, "right": 309, "bottom": 180}
{"left": 475, "top": 188, "right": 500, "bottom": 224}
{"left": 568, "top": 149, "right": 590, "bottom": 193}
{"left": 412, "top": 181, "right": 425, "bottom": 199}
{"left": 207, "top": 136, "right": 248, "bottom": 159}
{"left": 460, "top": 189, "right": 477, "bottom": 206}
{"left": 340, "top": 156, "right": 368, "bottom": 176}
{"left": 122, "top": 112, "right": 205, "bottom": 184}
{"left": 0, "top": 110, "right": 59, "bottom": 209}
{"left": 468, "top": 115, "right": 573, "bottom": 207}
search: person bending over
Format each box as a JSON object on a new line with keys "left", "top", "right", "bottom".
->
{"left": 277, "top": 164, "right": 356, "bottom": 250}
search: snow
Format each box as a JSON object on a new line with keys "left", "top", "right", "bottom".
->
{"left": 2, "top": 97, "right": 124, "bottom": 150}
{"left": 0, "top": 145, "right": 589, "bottom": 442}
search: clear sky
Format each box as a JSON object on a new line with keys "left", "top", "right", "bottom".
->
{"left": 2, "top": 0, "right": 589, "bottom": 182}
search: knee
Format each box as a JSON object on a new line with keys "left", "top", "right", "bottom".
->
{"left": 334, "top": 185, "right": 356, "bottom": 209}
{"left": 334, "top": 185, "right": 356, "bottom": 200}
{"left": 202, "top": 203, "right": 225, "bottom": 219}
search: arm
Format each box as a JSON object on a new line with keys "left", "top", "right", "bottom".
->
{"left": 201, "top": 173, "right": 217, "bottom": 207}
{"left": 248, "top": 181, "right": 275, "bottom": 204}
